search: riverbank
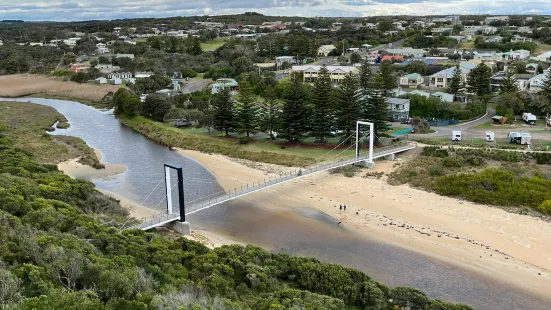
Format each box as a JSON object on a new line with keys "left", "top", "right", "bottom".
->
{"left": 178, "top": 148, "right": 551, "bottom": 302}
{"left": 0, "top": 75, "right": 121, "bottom": 107}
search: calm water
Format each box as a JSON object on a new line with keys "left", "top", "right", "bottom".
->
{"left": 4, "top": 97, "right": 549, "bottom": 310}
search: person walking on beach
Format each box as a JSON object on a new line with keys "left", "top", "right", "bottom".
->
{"left": 339, "top": 205, "right": 343, "bottom": 210}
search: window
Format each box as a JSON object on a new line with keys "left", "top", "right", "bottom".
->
{"left": 437, "top": 78, "right": 444, "bottom": 83}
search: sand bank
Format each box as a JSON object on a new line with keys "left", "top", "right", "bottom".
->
{"left": 177, "top": 149, "right": 551, "bottom": 300}
{"left": 57, "top": 148, "right": 127, "bottom": 180}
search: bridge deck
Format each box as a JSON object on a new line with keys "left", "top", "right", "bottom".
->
{"left": 127, "top": 142, "right": 416, "bottom": 231}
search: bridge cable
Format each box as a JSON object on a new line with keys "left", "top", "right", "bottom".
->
{"left": 305, "top": 131, "right": 357, "bottom": 168}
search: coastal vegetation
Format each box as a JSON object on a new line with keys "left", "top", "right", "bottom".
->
{"left": 389, "top": 146, "right": 551, "bottom": 215}
{"left": 0, "top": 103, "right": 472, "bottom": 310}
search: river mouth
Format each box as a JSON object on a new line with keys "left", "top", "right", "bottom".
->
{"left": 3, "top": 97, "right": 550, "bottom": 310}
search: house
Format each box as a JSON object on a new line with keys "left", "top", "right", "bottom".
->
{"left": 461, "top": 25, "right": 497, "bottom": 35}
{"left": 517, "top": 26, "right": 533, "bottom": 34}
{"left": 365, "top": 53, "right": 381, "bottom": 64}
{"left": 115, "top": 53, "right": 135, "bottom": 59}
{"left": 317, "top": 45, "right": 336, "bottom": 57}
{"left": 485, "top": 16, "right": 509, "bottom": 24}
{"left": 491, "top": 72, "right": 531, "bottom": 91}
{"left": 492, "top": 115, "right": 507, "bottom": 124}
{"left": 431, "top": 27, "right": 453, "bottom": 35}
{"left": 96, "top": 64, "right": 120, "bottom": 74}
{"left": 365, "top": 23, "right": 377, "bottom": 29}
{"left": 381, "top": 55, "right": 405, "bottom": 63}
{"left": 529, "top": 73, "right": 548, "bottom": 92}
{"left": 400, "top": 58, "right": 439, "bottom": 65}
{"left": 111, "top": 79, "right": 122, "bottom": 85}
{"left": 96, "top": 43, "right": 109, "bottom": 54}
{"left": 95, "top": 77, "right": 107, "bottom": 84}
{"left": 108, "top": 72, "right": 133, "bottom": 79}
{"left": 430, "top": 91, "right": 454, "bottom": 103}
{"left": 526, "top": 63, "right": 539, "bottom": 74}
{"left": 0, "top": 40, "right": 3, "bottom": 46}
{"left": 503, "top": 49, "right": 530, "bottom": 61}
{"left": 432, "top": 15, "right": 460, "bottom": 23}
{"left": 511, "top": 35, "right": 532, "bottom": 43}
{"left": 473, "top": 51, "right": 503, "bottom": 62}
{"left": 532, "top": 51, "right": 551, "bottom": 62}
{"left": 399, "top": 73, "right": 424, "bottom": 87}
{"left": 409, "top": 89, "right": 431, "bottom": 98}
{"left": 69, "top": 64, "right": 89, "bottom": 73}
{"left": 361, "top": 44, "right": 373, "bottom": 51}
{"left": 383, "top": 48, "right": 426, "bottom": 57}
{"left": 448, "top": 35, "right": 471, "bottom": 43}
{"left": 63, "top": 38, "right": 81, "bottom": 47}
{"left": 387, "top": 98, "right": 410, "bottom": 121}
{"left": 276, "top": 56, "right": 296, "bottom": 68}
{"left": 413, "top": 21, "right": 426, "bottom": 28}
{"left": 135, "top": 72, "right": 153, "bottom": 78}
{"left": 384, "top": 31, "right": 399, "bottom": 36}
{"left": 211, "top": 78, "right": 239, "bottom": 94}
{"left": 486, "top": 36, "right": 504, "bottom": 43}
{"left": 291, "top": 65, "right": 359, "bottom": 84}
{"left": 429, "top": 62, "right": 476, "bottom": 88}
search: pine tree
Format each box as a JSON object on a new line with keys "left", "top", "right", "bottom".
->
{"left": 447, "top": 65, "right": 462, "bottom": 96}
{"left": 335, "top": 73, "right": 360, "bottom": 143}
{"left": 235, "top": 79, "right": 258, "bottom": 138}
{"left": 379, "top": 60, "right": 397, "bottom": 92}
{"left": 499, "top": 69, "right": 520, "bottom": 95}
{"left": 311, "top": 65, "right": 334, "bottom": 141}
{"left": 366, "top": 74, "right": 389, "bottom": 142}
{"left": 281, "top": 72, "right": 311, "bottom": 142}
{"left": 467, "top": 62, "right": 492, "bottom": 96}
{"left": 359, "top": 60, "right": 375, "bottom": 122}
{"left": 539, "top": 69, "right": 551, "bottom": 103}
{"left": 212, "top": 87, "right": 235, "bottom": 136}
{"left": 258, "top": 89, "right": 282, "bottom": 140}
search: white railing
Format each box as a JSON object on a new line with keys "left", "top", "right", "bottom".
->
{"left": 126, "top": 142, "right": 416, "bottom": 230}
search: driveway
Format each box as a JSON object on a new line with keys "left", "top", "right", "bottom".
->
{"left": 182, "top": 79, "right": 211, "bottom": 93}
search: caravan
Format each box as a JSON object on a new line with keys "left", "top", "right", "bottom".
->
{"left": 508, "top": 132, "right": 531, "bottom": 145}
{"left": 522, "top": 112, "right": 537, "bottom": 125}
{"left": 485, "top": 131, "right": 495, "bottom": 142}
{"left": 452, "top": 130, "right": 462, "bottom": 142}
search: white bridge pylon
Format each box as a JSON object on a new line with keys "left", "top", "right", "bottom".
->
{"left": 128, "top": 121, "right": 415, "bottom": 231}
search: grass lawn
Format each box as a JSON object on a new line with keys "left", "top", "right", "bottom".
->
{"left": 201, "top": 38, "right": 229, "bottom": 51}
{"left": 0, "top": 101, "right": 102, "bottom": 166}
{"left": 458, "top": 41, "right": 475, "bottom": 50}
{"left": 536, "top": 44, "right": 551, "bottom": 54}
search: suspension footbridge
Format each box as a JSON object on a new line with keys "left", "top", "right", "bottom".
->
{"left": 125, "top": 122, "right": 417, "bottom": 231}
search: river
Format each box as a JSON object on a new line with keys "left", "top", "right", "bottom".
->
{"left": 4, "top": 97, "right": 549, "bottom": 310}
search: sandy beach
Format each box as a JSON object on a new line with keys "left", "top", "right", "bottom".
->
{"left": 58, "top": 149, "right": 127, "bottom": 180}
{"left": 177, "top": 148, "right": 551, "bottom": 300}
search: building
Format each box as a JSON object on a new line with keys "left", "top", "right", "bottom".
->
{"left": 432, "top": 15, "right": 460, "bottom": 23}
{"left": 211, "top": 78, "right": 239, "bottom": 94}
{"left": 135, "top": 72, "right": 153, "bottom": 78}
{"left": 430, "top": 91, "right": 454, "bottom": 102}
{"left": 399, "top": 73, "right": 424, "bottom": 87}
{"left": 491, "top": 72, "right": 531, "bottom": 91}
{"left": 275, "top": 56, "right": 296, "bottom": 69}
{"left": 511, "top": 35, "right": 532, "bottom": 43}
{"left": 431, "top": 27, "right": 453, "bottom": 35}
{"left": 485, "top": 16, "right": 509, "bottom": 24}
{"left": 503, "top": 49, "right": 530, "bottom": 61}
{"left": 63, "top": 38, "right": 81, "bottom": 47}
{"left": 526, "top": 63, "right": 539, "bottom": 74}
{"left": 383, "top": 48, "right": 426, "bottom": 58}
{"left": 95, "top": 77, "right": 107, "bottom": 84}
{"left": 69, "top": 64, "right": 89, "bottom": 73}
{"left": 111, "top": 79, "right": 122, "bottom": 85}
{"left": 517, "top": 26, "right": 533, "bottom": 34}
{"left": 448, "top": 35, "right": 471, "bottom": 43}
{"left": 461, "top": 25, "right": 497, "bottom": 35}
{"left": 473, "top": 51, "right": 503, "bottom": 62}
{"left": 381, "top": 55, "right": 405, "bottom": 63}
{"left": 96, "top": 43, "right": 109, "bottom": 54}
{"left": 317, "top": 45, "right": 336, "bottom": 57}
{"left": 108, "top": 72, "right": 133, "bottom": 79}
{"left": 365, "top": 53, "right": 381, "bottom": 64}
{"left": 96, "top": 64, "right": 120, "bottom": 74}
{"left": 429, "top": 62, "right": 476, "bottom": 88}
{"left": 485, "top": 36, "right": 504, "bottom": 43}
{"left": 0, "top": 40, "right": 3, "bottom": 46}
{"left": 531, "top": 51, "right": 551, "bottom": 63}
{"left": 361, "top": 44, "right": 373, "bottom": 51}
{"left": 291, "top": 65, "right": 359, "bottom": 84}
{"left": 529, "top": 73, "right": 547, "bottom": 92}
{"left": 387, "top": 98, "right": 410, "bottom": 121}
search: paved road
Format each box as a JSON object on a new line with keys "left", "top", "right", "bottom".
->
{"left": 182, "top": 79, "right": 211, "bottom": 93}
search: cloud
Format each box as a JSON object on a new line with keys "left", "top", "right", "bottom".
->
{"left": 1, "top": 0, "right": 551, "bottom": 21}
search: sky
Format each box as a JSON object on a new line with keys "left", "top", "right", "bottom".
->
{"left": 1, "top": 0, "right": 551, "bottom": 21}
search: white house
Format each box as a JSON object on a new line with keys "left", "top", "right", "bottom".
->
{"left": 429, "top": 63, "right": 476, "bottom": 88}
{"left": 0, "top": 40, "right": 3, "bottom": 46}
{"left": 448, "top": 35, "right": 471, "bottom": 43}
{"left": 135, "top": 72, "right": 153, "bottom": 78}
{"left": 317, "top": 45, "right": 336, "bottom": 57}
{"left": 108, "top": 72, "right": 133, "bottom": 79}
{"left": 111, "top": 79, "right": 122, "bottom": 85}
{"left": 292, "top": 65, "right": 359, "bottom": 84}
{"left": 529, "top": 73, "right": 547, "bottom": 92}
{"left": 383, "top": 48, "right": 426, "bottom": 58}
{"left": 96, "top": 64, "right": 120, "bottom": 74}
{"left": 485, "top": 16, "right": 509, "bottom": 24}
{"left": 399, "top": 73, "right": 424, "bottom": 87}
{"left": 387, "top": 98, "right": 410, "bottom": 121}
{"left": 365, "top": 53, "right": 380, "bottom": 64}
{"left": 504, "top": 49, "right": 530, "bottom": 61}
{"left": 462, "top": 25, "right": 497, "bottom": 35}
{"left": 275, "top": 56, "right": 295, "bottom": 68}
{"left": 96, "top": 43, "right": 109, "bottom": 54}
{"left": 473, "top": 51, "right": 503, "bottom": 62}
{"left": 531, "top": 51, "right": 551, "bottom": 63}
{"left": 430, "top": 91, "right": 454, "bottom": 102}
{"left": 486, "top": 36, "right": 504, "bottom": 43}
{"left": 517, "top": 26, "right": 533, "bottom": 34}
{"left": 511, "top": 35, "right": 532, "bottom": 43}
{"left": 431, "top": 27, "right": 453, "bottom": 35}
{"left": 95, "top": 77, "right": 107, "bottom": 84}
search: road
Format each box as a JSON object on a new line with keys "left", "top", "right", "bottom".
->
{"left": 182, "top": 79, "right": 211, "bottom": 93}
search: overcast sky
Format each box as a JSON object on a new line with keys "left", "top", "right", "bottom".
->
{"left": 2, "top": 0, "right": 550, "bottom": 21}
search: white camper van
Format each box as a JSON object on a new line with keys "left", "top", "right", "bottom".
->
{"left": 485, "top": 131, "right": 495, "bottom": 142}
{"left": 522, "top": 112, "right": 537, "bottom": 125}
{"left": 452, "top": 130, "right": 462, "bottom": 142}
{"left": 508, "top": 132, "right": 531, "bottom": 145}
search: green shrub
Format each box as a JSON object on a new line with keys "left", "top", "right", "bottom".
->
{"left": 442, "top": 157, "right": 464, "bottom": 168}
{"left": 537, "top": 200, "right": 551, "bottom": 214}
{"left": 422, "top": 146, "right": 449, "bottom": 157}
{"left": 428, "top": 165, "right": 445, "bottom": 176}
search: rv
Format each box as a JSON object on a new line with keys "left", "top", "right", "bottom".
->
{"left": 452, "top": 130, "right": 462, "bottom": 142}
{"left": 522, "top": 112, "right": 537, "bottom": 125}
{"left": 485, "top": 131, "right": 495, "bottom": 142}
{"left": 508, "top": 132, "right": 531, "bottom": 145}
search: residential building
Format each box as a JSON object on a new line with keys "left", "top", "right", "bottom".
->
{"left": 430, "top": 91, "right": 454, "bottom": 102}
{"left": 381, "top": 55, "right": 405, "bottom": 63}
{"left": 511, "top": 35, "right": 532, "bottom": 43}
{"left": 531, "top": 51, "right": 551, "bottom": 62}
{"left": 111, "top": 79, "right": 122, "bottom": 85}
{"left": 96, "top": 64, "right": 120, "bottom": 74}
{"left": 387, "top": 98, "right": 410, "bottom": 121}
{"left": 317, "top": 45, "right": 336, "bottom": 57}
{"left": 473, "top": 51, "right": 503, "bottom": 62}
{"left": 95, "top": 77, "right": 107, "bottom": 84}
{"left": 275, "top": 56, "right": 296, "bottom": 69}
{"left": 517, "top": 26, "right": 533, "bottom": 34}
{"left": 0, "top": 40, "right": 3, "bottom": 46}
{"left": 432, "top": 15, "right": 460, "bottom": 23}
{"left": 115, "top": 53, "right": 135, "bottom": 59}
{"left": 383, "top": 48, "right": 426, "bottom": 57}
{"left": 63, "top": 38, "right": 81, "bottom": 47}
{"left": 96, "top": 43, "right": 109, "bottom": 54}
{"left": 529, "top": 72, "right": 548, "bottom": 92}
{"left": 491, "top": 72, "right": 531, "bottom": 91}
{"left": 365, "top": 53, "right": 381, "bottom": 64}
{"left": 461, "top": 25, "right": 497, "bottom": 35}
{"left": 384, "top": 31, "right": 399, "bottom": 36}
{"left": 431, "top": 27, "right": 453, "bottom": 35}
{"left": 365, "top": 23, "right": 377, "bottom": 29}
{"left": 108, "top": 72, "right": 133, "bottom": 79}
{"left": 211, "top": 78, "right": 239, "bottom": 94}
{"left": 69, "top": 64, "right": 89, "bottom": 73}
{"left": 503, "top": 49, "right": 530, "bottom": 61}
{"left": 291, "top": 65, "right": 359, "bottom": 84}
{"left": 485, "top": 16, "right": 509, "bottom": 24}
{"left": 486, "top": 36, "right": 504, "bottom": 43}
{"left": 29, "top": 42, "right": 43, "bottom": 46}
{"left": 448, "top": 35, "right": 471, "bottom": 43}
{"left": 399, "top": 73, "right": 424, "bottom": 87}
{"left": 526, "top": 63, "right": 539, "bottom": 74}
{"left": 400, "top": 58, "right": 439, "bottom": 65}
{"left": 135, "top": 72, "right": 153, "bottom": 78}
{"left": 413, "top": 21, "right": 426, "bottom": 28}
{"left": 429, "top": 62, "right": 476, "bottom": 88}
{"left": 361, "top": 44, "right": 373, "bottom": 51}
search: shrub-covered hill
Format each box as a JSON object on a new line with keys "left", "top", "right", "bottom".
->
{"left": 0, "top": 124, "right": 472, "bottom": 309}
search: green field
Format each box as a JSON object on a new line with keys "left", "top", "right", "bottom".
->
{"left": 200, "top": 38, "right": 229, "bottom": 51}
